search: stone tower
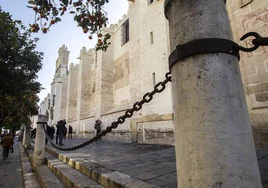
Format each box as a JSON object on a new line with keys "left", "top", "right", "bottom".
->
{"left": 49, "top": 45, "right": 70, "bottom": 126}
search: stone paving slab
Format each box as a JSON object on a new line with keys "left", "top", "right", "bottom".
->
{"left": 45, "top": 139, "right": 175, "bottom": 187}
{"left": 43, "top": 139, "right": 268, "bottom": 188}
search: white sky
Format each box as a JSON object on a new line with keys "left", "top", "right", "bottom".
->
{"left": 1, "top": 0, "right": 129, "bottom": 103}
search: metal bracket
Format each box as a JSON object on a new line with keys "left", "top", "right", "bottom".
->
{"left": 168, "top": 38, "right": 240, "bottom": 70}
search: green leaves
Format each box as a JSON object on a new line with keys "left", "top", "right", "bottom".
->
{"left": 0, "top": 9, "right": 43, "bottom": 129}
{"left": 28, "top": 0, "right": 35, "bottom": 5}
{"left": 27, "top": 0, "right": 111, "bottom": 51}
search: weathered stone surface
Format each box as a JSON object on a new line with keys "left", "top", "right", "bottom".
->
{"left": 43, "top": 139, "right": 268, "bottom": 187}
{"left": 19, "top": 143, "right": 40, "bottom": 188}
{"left": 35, "top": 0, "right": 268, "bottom": 148}
{"left": 35, "top": 165, "right": 66, "bottom": 188}
{"left": 45, "top": 152, "right": 104, "bottom": 188}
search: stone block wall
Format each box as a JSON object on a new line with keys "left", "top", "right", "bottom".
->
{"left": 80, "top": 49, "right": 93, "bottom": 119}
{"left": 227, "top": 0, "right": 268, "bottom": 149}
{"left": 67, "top": 64, "right": 79, "bottom": 122}
{"left": 60, "top": 76, "right": 68, "bottom": 120}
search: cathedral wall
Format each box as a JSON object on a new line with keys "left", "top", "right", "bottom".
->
{"left": 227, "top": 0, "right": 268, "bottom": 149}
{"left": 138, "top": 0, "right": 172, "bottom": 116}
{"left": 60, "top": 75, "right": 68, "bottom": 120}
{"left": 40, "top": 0, "right": 268, "bottom": 147}
{"left": 67, "top": 64, "right": 79, "bottom": 122}
{"left": 80, "top": 49, "right": 93, "bottom": 119}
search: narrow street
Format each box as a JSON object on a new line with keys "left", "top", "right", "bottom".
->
{"left": 0, "top": 142, "right": 23, "bottom": 188}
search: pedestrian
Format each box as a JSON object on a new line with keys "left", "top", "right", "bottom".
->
{"left": 0, "top": 133, "right": 14, "bottom": 160}
{"left": 56, "top": 121, "right": 60, "bottom": 144}
{"left": 68, "top": 125, "right": 73, "bottom": 139}
{"left": 46, "top": 125, "right": 52, "bottom": 144}
{"left": 58, "top": 120, "right": 65, "bottom": 146}
{"left": 94, "top": 119, "right": 102, "bottom": 139}
{"left": 31, "top": 128, "right": 36, "bottom": 139}
{"left": 51, "top": 126, "right": 55, "bottom": 140}
{"left": 63, "top": 125, "right": 67, "bottom": 140}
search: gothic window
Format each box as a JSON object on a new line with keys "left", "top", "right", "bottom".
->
{"left": 52, "top": 94, "right": 56, "bottom": 106}
{"left": 50, "top": 107, "right": 54, "bottom": 120}
{"left": 121, "top": 19, "right": 129, "bottom": 45}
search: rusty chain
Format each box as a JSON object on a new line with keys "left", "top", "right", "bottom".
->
{"left": 40, "top": 72, "right": 172, "bottom": 151}
{"left": 38, "top": 32, "right": 268, "bottom": 152}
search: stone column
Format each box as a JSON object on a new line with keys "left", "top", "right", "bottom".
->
{"left": 22, "top": 125, "right": 31, "bottom": 149}
{"left": 164, "top": 0, "right": 262, "bottom": 187}
{"left": 33, "top": 114, "right": 47, "bottom": 167}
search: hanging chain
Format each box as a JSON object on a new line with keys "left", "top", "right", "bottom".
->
{"left": 40, "top": 72, "right": 172, "bottom": 151}
{"left": 38, "top": 32, "right": 268, "bottom": 152}
{"left": 238, "top": 32, "right": 268, "bottom": 52}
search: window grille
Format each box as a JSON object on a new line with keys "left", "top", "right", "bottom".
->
{"left": 121, "top": 19, "right": 129, "bottom": 45}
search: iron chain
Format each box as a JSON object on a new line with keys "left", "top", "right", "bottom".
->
{"left": 41, "top": 72, "right": 172, "bottom": 151}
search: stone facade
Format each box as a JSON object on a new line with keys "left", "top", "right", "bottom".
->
{"left": 34, "top": 0, "right": 268, "bottom": 148}
{"left": 227, "top": 0, "right": 268, "bottom": 149}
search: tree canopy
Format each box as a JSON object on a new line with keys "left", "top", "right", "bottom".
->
{"left": 0, "top": 9, "right": 43, "bottom": 131}
{"left": 27, "top": 0, "right": 111, "bottom": 51}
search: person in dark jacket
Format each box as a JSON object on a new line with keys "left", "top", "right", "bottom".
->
{"left": 31, "top": 128, "right": 36, "bottom": 139}
{"left": 68, "top": 125, "right": 73, "bottom": 139}
{"left": 56, "top": 121, "right": 60, "bottom": 144}
{"left": 0, "top": 133, "right": 14, "bottom": 160}
{"left": 57, "top": 120, "right": 66, "bottom": 145}
{"left": 94, "top": 120, "right": 102, "bottom": 139}
{"left": 51, "top": 126, "right": 55, "bottom": 140}
{"left": 63, "top": 125, "right": 67, "bottom": 140}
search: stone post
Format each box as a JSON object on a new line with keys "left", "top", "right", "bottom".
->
{"left": 22, "top": 125, "right": 31, "bottom": 149}
{"left": 164, "top": 0, "right": 262, "bottom": 187}
{"left": 33, "top": 114, "right": 47, "bottom": 167}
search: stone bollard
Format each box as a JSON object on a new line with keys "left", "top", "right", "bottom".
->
{"left": 165, "top": 0, "right": 262, "bottom": 187}
{"left": 33, "top": 114, "right": 48, "bottom": 167}
{"left": 22, "top": 125, "right": 31, "bottom": 149}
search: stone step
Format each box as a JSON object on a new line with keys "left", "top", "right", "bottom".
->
{"left": 22, "top": 144, "right": 66, "bottom": 188}
{"left": 45, "top": 146, "right": 157, "bottom": 188}
{"left": 44, "top": 152, "right": 105, "bottom": 188}
{"left": 35, "top": 165, "right": 66, "bottom": 188}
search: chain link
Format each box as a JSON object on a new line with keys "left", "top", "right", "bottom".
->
{"left": 40, "top": 71, "right": 172, "bottom": 151}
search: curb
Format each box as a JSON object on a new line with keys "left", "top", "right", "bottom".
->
{"left": 45, "top": 146, "right": 156, "bottom": 188}
{"left": 18, "top": 143, "right": 40, "bottom": 188}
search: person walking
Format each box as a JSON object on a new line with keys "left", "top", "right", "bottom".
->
{"left": 94, "top": 119, "right": 102, "bottom": 140}
{"left": 58, "top": 120, "right": 65, "bottom": 146}
{"left": 0, "top": 133, "right": 14, "bottom": 160}
{"left": 56, "top": 121, "right": 60, "bottom": 144}
{"left": 51, "top": 126, "right": 55, "bottom": 140}
{"left": 68, "top": 125, "right": 73, "bottom": 139}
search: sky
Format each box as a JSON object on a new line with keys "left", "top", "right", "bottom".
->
{"left": 0, "top": 0, "right": 129, "bottom": 103}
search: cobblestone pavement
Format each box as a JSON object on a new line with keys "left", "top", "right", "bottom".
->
{"left": 47, "top": 138, "right": 268, "bottom": 187}
{"left": 0, "top": 142, "right": 23, "bottom": 188}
